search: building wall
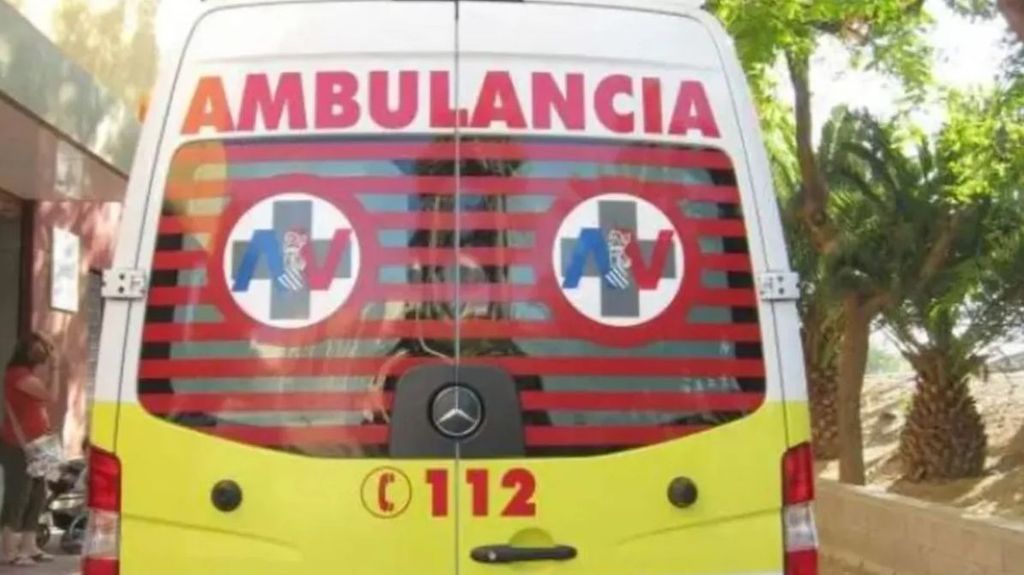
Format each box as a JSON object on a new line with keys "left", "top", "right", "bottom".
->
{"left": 0, "top": 192, "right": 23, "bottom": 368}
{"left": 30, "top": 200, "right": 122, "bottom": 456}
{"left": 5, "top": 0, "right": 159, "bottom": 119}
{"left": 0, "top": 0, "right": 140, "bottom": 175}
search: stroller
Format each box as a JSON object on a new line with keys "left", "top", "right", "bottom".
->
{"left": 36, "top": 458, "right": 87, "bottom": 554}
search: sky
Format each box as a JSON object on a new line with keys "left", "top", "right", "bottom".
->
{"left": 778, "top": 0, "right": 1012, "bottom": 138}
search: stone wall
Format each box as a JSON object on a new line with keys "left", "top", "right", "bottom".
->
{"left": 817, "top": 479, "right": 1024, "bottom": 575}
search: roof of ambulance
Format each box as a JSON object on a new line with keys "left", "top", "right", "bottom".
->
{"left": 196, "top": 0, "right": 707, "bottom": 16}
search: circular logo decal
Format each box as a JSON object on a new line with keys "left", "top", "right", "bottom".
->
{"left": 431, "top": 386, "right": 484, "bottom": 439}
{"left": 553, "top": 193, "right": 684, "bottom": 327}
{"left": 224, "top": 192, "right": 360, "bottom": 329}
{"left": 360, "top": 467, "right": 412, "bottom": 519}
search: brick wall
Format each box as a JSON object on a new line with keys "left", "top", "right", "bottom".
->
{"left": 817, "top": 479, "right": 1024, "bottom": 575}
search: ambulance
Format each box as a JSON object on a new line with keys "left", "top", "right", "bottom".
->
{"left": 86, "top": 1, "right": 817, "bottom": 574}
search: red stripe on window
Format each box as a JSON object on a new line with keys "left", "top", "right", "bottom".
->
{"left": 152, "top": 251, "right": 207, "bottom": 270}
{"left": 165, "top": 181, "right": 232, "bottom": 201}
{"left": 688, "top": 288, "right": 758, "bottom": 307}
{"left": 159, "top": 216, "right": 220, "bottom": 235}
{"left": 142, "top": 320, "right": 763, "bottom": 345}
{"left": 366, "top": 212, "right": 745, "bottom": 233}
{"left": 701, "top": 254, "right": 753, "bottom": 271}
{"left": 691, "top": 219, "right": 747, "bottom": 237}
{"left": 367, "top": 285, "right": 754, "bottom": 305}
{"left": 141, "top": 392, "right": 392, "bottom": 413}
{"left": 165, "top": 175, "right": 740, "bottom": 203}
{"left": 519, "top": 391, "right": 763, "bottom": 412}
{"left": 147, "top": 287, "right": 207, "bottom": 307}
{"left": 375, "top": 247, "right": 539, "bottom": 266}
{"left": 138, "top": 357, "right": 763, "bottom": 379}
{"left": 524, "top": 425, "right": 708, "bottom": 446}
{"left": 208, "top": 425, "right": 389, "bottom": 446}
{"left": 370, "top": 212, "right": 540, "bottom": 230}
{"left": 140, "top": 391, "right": 761, "bottom": 413}
{"left": 146, "top": 284, "right": 754, "bottom": 307}
{"left": 174, "top": 142, "right": 732, "bottom": 170}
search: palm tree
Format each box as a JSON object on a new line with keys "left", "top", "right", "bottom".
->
{"left": 829, "top": 102, "right": 1024, "bottom": 480}
{"left": 806, "top": 107, "right": 977, "bottom": 479}
{"left": 889, "top": 215, "right": 1024, "bottom": 479}
{"left": 779, "top": 164, "right": 843, "bottom": 460}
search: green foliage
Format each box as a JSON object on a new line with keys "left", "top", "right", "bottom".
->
{"left": 942, "top": 0, "right": 998, "bottom": 18}
{"left": 939, "top": 87, "right": 1024, "bottom": 201}
{"left": 828, "top": 87, "right": 1024, "bottom": 380}
{"left": 810, "top": 108, "right": 936, "bottom": 302}
{"left": 708, "top": 0, "right": 935, "bottom": 105}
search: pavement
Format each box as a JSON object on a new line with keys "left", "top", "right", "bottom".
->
{"left": 0, "top": 537, "right": 79, "bottom": 575}
{"left": 0, "top": 554, "right": 78, "bottom": 575}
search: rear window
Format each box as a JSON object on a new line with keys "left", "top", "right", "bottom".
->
{"left": 140, "top": 136, "right": 765, "bottom": 458}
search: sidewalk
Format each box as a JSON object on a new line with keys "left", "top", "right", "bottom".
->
{"left": 0, "top": 537, "right": 79, "bottom": 575}
{"left": 0, "top": 555, "right": 78, "bottom": 575}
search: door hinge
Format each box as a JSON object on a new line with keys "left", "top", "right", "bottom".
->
{"left": 101, "top": 268, "right": 148, "bottom": 300}
{"left": 758, "top": 271, "right": 800, "bottom": 302}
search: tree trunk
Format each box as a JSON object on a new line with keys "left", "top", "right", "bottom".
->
{"left": 999, "top": 0, "right": 1024, "bottom": 43}
{"left": 808, "top": 366, "right": 840, "bottom": 459}
{"left": 836, "top": 297, "right": 872, "bottom": 485}
{"left": 802, "top": 306, "right": 841, "bottom": 460}
{"left": 899, "top": 352, "right": 987, "bottom": 481}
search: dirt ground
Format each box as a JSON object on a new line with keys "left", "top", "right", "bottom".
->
{"left": 821, "top": 556, "right": 872, "bottom": 575}
{"left": 819, "top": 371, "right": 1024, "bottom": 521}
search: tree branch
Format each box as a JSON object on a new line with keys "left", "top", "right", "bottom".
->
{"left": 919, "top": 214, "right": 962, "bottom": 285}
{"left": 786, "top": 50, "right": 839, "bottom": 256}
{"left": 999, "top": 0, "right": 1024, "bottom": 44}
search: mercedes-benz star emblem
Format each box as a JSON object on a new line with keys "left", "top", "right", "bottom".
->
{"left": 432, "top": 386, "right": 484, "bottom": 438}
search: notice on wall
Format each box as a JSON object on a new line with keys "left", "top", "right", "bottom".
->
{"left": 51, "top": 227, "right": 80, "bottom": 313}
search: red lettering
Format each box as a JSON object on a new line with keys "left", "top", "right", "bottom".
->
{"left": 301, "top": 229, "right": 351, "bottom": 290}
{"left": 181, "top": 76, "right": 234, "bottom": 134}
{"left": 236, "top": 73, "right": 307, "bottom": 132}
{"left": 466, "top": 469, "right": 489, "bottom": 517}
{"left": 642, "top": 78, "right": 664, "bottom": 135}
{"left": 430, "top": 71, "right": 469, "bottom": 128}
{"left": 369, "top": 71, "right": 418, "bottom": 129}
{"left": 426, "top": 469, "right": 449, "bottom": 518}
{"left": 316, "top": 72, "right": 360, "bottom": 129}
{"left": 501, "top": 469, "right": 537, "bottom": 517}
{"left": 532, "top": 72, "right": 585, "bottom": 130}
{"left": 470, "top": 71, "right": 527, "bottom": 129}
{"left": 624, "top": 230, "right": 676, "bottom": 290}
{"left": 669, "top": 81, "right": 720, "bottom": 138}
{"left": 595, "top": 75, "right": 635, "bottom": 134}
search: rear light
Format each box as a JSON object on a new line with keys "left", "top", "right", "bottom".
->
{"left": 84, "top": 445, "right": 121, "bottom": 575}
{"left": 782, "top": 443, "right": 818, "bottom": 575}
{"left": 783, "top": 442, "right": 814, "bottom": 505}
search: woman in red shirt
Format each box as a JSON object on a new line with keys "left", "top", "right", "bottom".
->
{"left": 0, "top": 333, "right": 59, "bottom": 566}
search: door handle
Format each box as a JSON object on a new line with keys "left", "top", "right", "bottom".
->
{"left": 471, "top": 544, "right": 577, "bottom": 564}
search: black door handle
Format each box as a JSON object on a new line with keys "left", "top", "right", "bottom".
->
{"left": 471, "top": 545, "right": 577, "bottom": 564}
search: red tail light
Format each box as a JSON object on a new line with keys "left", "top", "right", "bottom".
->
{"left": 783, "top": 442, "right": 814, "bottom": 505}
{"left": 782, "top": 443, "right": 818, "bottom": 575}
{"left": 84, "top": 445, "right": 121, "bottom": 575}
